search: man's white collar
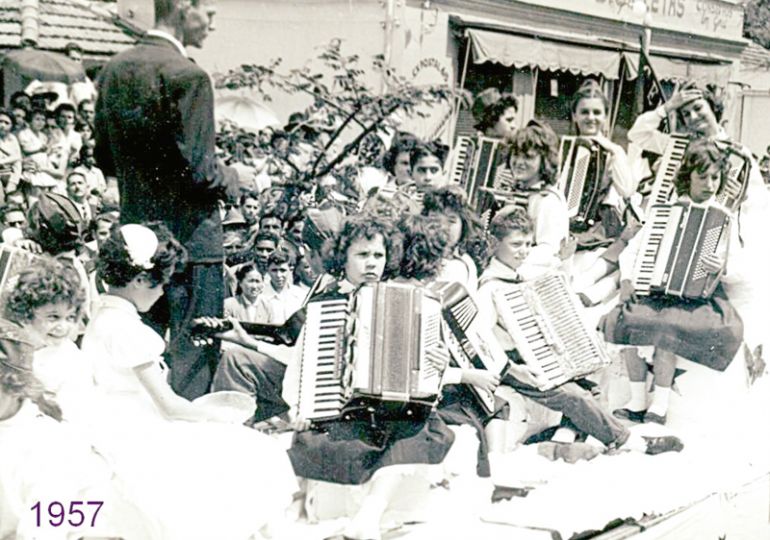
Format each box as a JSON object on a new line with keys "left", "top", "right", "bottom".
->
{"left": 146, "top": 29, "right": 187, "bottom": 57}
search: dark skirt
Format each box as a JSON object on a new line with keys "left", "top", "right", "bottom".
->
{"left": 601, "top": 286, "right": 743, "bottom": 371}
{"left": 288, "top": 413, "right": 455, "bottom": 485}
{"left": 437, "top": 385, "right": 508, "bottom": 478}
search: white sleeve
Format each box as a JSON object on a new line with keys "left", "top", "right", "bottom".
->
{"left": 442, "top": 367, "right": 464, "bottom": 385}
{"left": 532, "top": 193, "right": 568, "bottom": 256}
{"left": 607, "top": 145, "right": 638, "bottom": 198}
{"left": 618, "top": 227, "right": 643, "bottom": 282}
{"left": 627, "top": 106, "right": 671, "bottom": 156}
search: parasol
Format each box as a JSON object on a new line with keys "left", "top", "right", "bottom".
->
{"left": 2, "top": 48, "right": 86, "bottom": 84}
{"left": 215, "top": 95, "right": 280, "bottom": 133}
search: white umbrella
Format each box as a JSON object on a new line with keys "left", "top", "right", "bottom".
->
{"left": 215, "top": 95, "right": 280, "bottom": 133}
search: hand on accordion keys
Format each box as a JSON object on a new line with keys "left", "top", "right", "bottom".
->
{"left": 425, "top": 342, "right": 451, "bottom": 373}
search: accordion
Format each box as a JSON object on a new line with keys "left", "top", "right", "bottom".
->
{"left": 557, "top": 136, "right": 610, "bottom": 230}
{"left": 643, "top": 135, "right": 750, "bottom": 218}
{"left": 493, "top": 272, "right": 611, "bottom": 391}
{"left": 448, "top": 136, "right": 507, "bottom": 207}
{"left": 430, "top": 281, "right": 510, "bottom": 413}
{"left": 713, "top": 140, "right": 751, "bottom": 212}
{"left": 643, "top": 134, "right": 689, "bottom": 218}
{"left": 476, "top": 187, "right": 529, "bottom": 231}
{"left": 297, "top": 282, "right": 445, "bottom": 423}
{"left": 631, "top": 201, "right": 730, "bottom": 300}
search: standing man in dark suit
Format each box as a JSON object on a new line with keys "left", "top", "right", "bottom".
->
{"left": 95, "top": 0, "right": 238, "bottom": 399}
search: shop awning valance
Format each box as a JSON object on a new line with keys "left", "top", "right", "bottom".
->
{"left": 623, "top": 52, "right": 731, "bottom": 87}
{"left": 466, "top": 28, "right": 621, "bottom": 80}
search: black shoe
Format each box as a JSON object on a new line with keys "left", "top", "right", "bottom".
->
{"left": 644, "top": 411, "right": 667, "bottom": 425}
{"left": 643, "top": 435, "right": 684, "bottom": 455}
{"left": 612, "top": 408, "right": 647, "bottom": 423}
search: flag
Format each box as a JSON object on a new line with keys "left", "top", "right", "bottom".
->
{"left": 634, "top": 47, "right": 669, "bottom": 131}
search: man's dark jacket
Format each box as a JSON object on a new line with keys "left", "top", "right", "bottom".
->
{"left": 95, "top": 35, "right": 233, "bottom": 263}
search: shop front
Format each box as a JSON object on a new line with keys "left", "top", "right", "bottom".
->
{"left": 425, "top": 0, "right": 747, "bottom": 143}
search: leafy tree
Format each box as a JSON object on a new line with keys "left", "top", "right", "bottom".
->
{"left": 744, "top": 0, "right": 770, "bottom": 49}
{"left": 214, "top": 39, "right": 460, "bottom": 198}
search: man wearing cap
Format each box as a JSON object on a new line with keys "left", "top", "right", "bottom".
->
{"left": 95, "top": 0, "right": 238, "bottom": 399}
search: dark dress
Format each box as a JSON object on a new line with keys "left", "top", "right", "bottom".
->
{"left": 601, "top": 285, "right": 743, "bottom": 371}
{"left": 286, "top": 281, "right": 456, "bottom": 485}
{"left": 436, "top": 385, "right": 507, "bottom": 478}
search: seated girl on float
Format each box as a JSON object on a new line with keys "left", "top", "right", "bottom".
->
{"left": 421, "top": 184, "right": 488, "bottom": 296}
{"left": 505, "top": 120, "right": 571, "bottom": 279}
{"left": 0, "top": 316, "right": 152, "bottom": 540}
{"left": 241, "top": 214, "right": 457, "bottom": 540}
{"left": 565, "top": 80, "right": 639, "bottom": 305}
{"left": 602, "top": 139, "right": 744, "bottom": 426}
{"left": 79, "top": 222, "right": 297, "bottom": 540}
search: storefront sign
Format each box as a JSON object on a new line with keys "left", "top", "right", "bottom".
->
{"left": 515, "top": 0, "right": 744, "bottom": 41}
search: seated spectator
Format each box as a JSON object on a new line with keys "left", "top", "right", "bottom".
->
{"left": 47, "top": 103, "right": 82, "bottom": 179}
{"left": 253, "top": 231, "right": 279, "bottom": 275}
{"left": 225, "top": 262, "right": 272, "bottom": 324}
{"left": 259, "top": 211, "right": 283, "bottom": 238}
{"left": 10, "top": 105, "right": 28, "bottom": 134}
{"left": 381, "top": 131, "right": 419, "bottom": 186}
{"left": 0, "top": 108, "right": 22, "bottom": 197}
{"left": 238, "top": 189, "right": 261, "bottom": 236}
{"left": 1, "top": 204, "right": 27, "bottom": 233}
{"left": 410, "top": 141, "right": 450, "bottom": 193}
{"left": 257, "top": 249, "right": 306, "bottom": 325}
{"left": 72, "top": 145, "right": 107, "bottom": 200}
{"left": 66, "top": 170, "right": 96, "bottom": 225}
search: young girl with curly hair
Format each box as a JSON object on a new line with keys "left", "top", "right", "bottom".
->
{"left": 80, "top": 222, "right": 297, "bottom": 540}
{"left": 603, "top": 139, "right": 744, "bottom": 424}
{"left": 421, "top": 185, "right": 490, "bottom": 295}
{"left": 4, "top": 257, "right": 94, "bottom": 420}
{"left": 505, "top": 120, "right": 571, "bottom": 279}
{"left": 232, "top": 213, "right": 457, "bottom": 540}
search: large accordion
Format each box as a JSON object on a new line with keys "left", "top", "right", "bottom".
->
{"left": 557, "top": 136, "right": 610, "bottom": 230}
{"left": 493, "top": 272, "right": 611, "bottom": 391}
{"left": 631, "top": 201, "right": 730, "bottom": 300}
{"left": 297, "top": 282, "right": 445, "bottom": 423}
{"left": 430, "top": 281, "right": 510, "bottom": 413}
{"left": 643, "top": 135, "right": 750, "bottom": 218}
{"left": 448, "top": 136, "right": 510, "bottom": 207}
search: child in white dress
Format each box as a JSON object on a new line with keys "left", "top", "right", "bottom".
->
{"left": 80, "top": 222, "right": 298, "bottom": 539}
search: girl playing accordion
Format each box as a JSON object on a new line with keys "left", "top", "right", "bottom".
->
{"left": 567, "top": 80, "right": 640, "bottom": 305}
{"left": 603, "top": 139, "right": 744, "bottom": 425}
{"left": 506, "top": 120, "right": 570, "bottom": 279}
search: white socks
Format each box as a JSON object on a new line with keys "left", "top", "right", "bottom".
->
{"left": 626, "top": 381, "right": 648, "bottom": 412}
{"left": 647, "top": 386, "right": 671, "bottom": 417}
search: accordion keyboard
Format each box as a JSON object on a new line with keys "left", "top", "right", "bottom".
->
{"left": 632, "top": 205, "right": 677, "bottom": 295}
{"left": 449, "top": 136, "right": 475, "bottom": 186}
{"left": 565, "top": 144, "right": 592, "bottom": 218}
{"left": 644, "top": 134, "right": 689, "bottom": 217}
{"left": 495, "top": 273, "right": 610, "bottom": 390}
{"left": 418, "top": 305, "right": 443, "bottom": 394}
{"left": 297, "top": 298, "right": 350, "bottom": 421}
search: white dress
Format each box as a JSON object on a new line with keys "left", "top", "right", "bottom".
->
{"left": 80, "top": 295, "right": 297, "bottom": 540}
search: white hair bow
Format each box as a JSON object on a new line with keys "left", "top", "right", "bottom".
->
{"left": 120, "top": 224, "right": 158, "bottom": 270}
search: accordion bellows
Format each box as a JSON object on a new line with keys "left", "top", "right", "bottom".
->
{"left": 493, "top": 272, "right": 611, "bottom": 391}
{"left": 632, "top": 201, "right": 730, "bottom": 300}
{"left": 297, "top": 282, "right": 444, "bottom": 423}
